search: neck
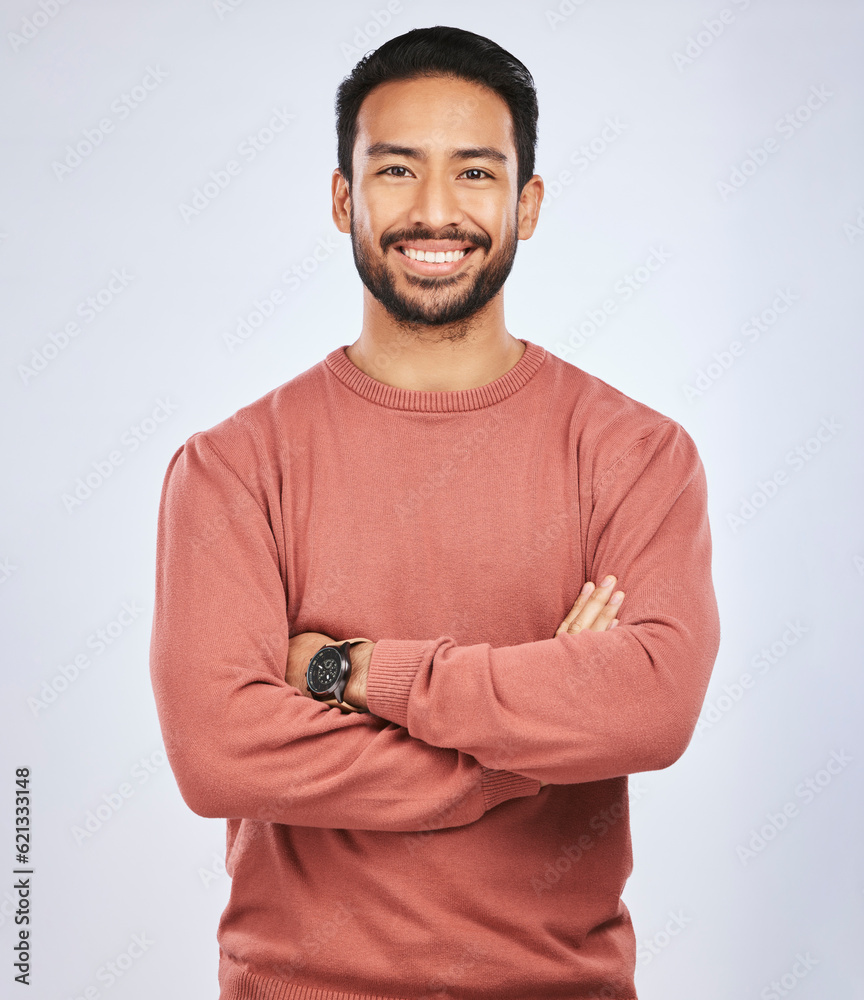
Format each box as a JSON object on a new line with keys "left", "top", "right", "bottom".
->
{"left": 345, "top": 293, "right": 526, "bottom": 392}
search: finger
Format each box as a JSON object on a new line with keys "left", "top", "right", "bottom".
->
{"left": 329, "top": 698, "right": 365, "bottom": 714}
{"left": 562, "top": 576, "right": 618, "bottom": 634}
{"left": 586, "top": 591, "right": 624, "bottom": 632}
{"left": 555, "top": 581, "right": 595, "bottom": 636}
{"left": 567, "top": 576, "right": 615, "bottom": 632}
{"left": 322, "top": 697, "right": 358, "bottom": 712}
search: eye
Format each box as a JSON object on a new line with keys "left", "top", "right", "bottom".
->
{"left": 380, "top": 166, "right": 412, "bottom": 177}
{"left": 461, "top": 168, "right": 491, "bottom": 180}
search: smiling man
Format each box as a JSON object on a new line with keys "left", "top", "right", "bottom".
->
{"left": 150, "top": 25, "right": 720, "bottom": 1000}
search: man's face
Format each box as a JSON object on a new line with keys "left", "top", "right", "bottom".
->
{"left": 342, "top": 75, "right": 524, "bottom": 330}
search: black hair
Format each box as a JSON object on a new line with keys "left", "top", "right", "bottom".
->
{"left": 335, "top": 25, "right": 538, "bottom": 195}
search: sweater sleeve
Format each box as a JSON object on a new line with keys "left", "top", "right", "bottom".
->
{"left": 365, "top": 419, "right": 721, "bottom": 785}
{"left": 148, "top": 433, "right": 540, "bottom": 832}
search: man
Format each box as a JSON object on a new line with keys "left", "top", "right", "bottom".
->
{"left": 149, "top": 25, "right": 720, "bottom": 1000}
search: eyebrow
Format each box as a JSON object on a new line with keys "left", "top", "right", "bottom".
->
{"left": 364, "top": 142, "right": 508, "bottom": 165}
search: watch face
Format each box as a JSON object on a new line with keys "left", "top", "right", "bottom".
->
{"left": 308, "top": 647, "right": 341, "bottom": 693}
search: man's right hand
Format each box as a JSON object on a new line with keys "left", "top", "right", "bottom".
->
{"left": 539, "top": 578, "right": 625, "bottom": 788}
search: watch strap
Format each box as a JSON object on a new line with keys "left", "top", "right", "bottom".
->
{"left": 341, "top": 638, "right": 372, "bottom": 711}
{"left": 316, "top": 638, "right": 370, "bottom": 712}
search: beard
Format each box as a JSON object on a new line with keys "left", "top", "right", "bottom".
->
{"left": 349, "top": 210, "right": 519, "bottom": 334}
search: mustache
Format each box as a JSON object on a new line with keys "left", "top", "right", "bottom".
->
{"left": 381, "top": 229, "right": 492, "bottom": 252}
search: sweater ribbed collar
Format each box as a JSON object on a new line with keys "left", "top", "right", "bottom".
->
{"left": 324, "top": 339, "right": 546, "bottom": 413}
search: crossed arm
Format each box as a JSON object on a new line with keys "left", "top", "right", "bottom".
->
{"left": 151, "top": 418, "right": 719, "bottom": 827}
{"left": 285, "top": 578, "right": 627, "bottom": 787}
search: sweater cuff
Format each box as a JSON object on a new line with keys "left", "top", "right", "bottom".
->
{"left": 366, "top": 638, "right": 438, "bottom": 727}
{"left": 480, "top": 767, "right": 543, "bottom": 810}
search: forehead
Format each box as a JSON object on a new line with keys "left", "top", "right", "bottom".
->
{"left": 354, "top": 75, "right": 515, "bottom": 155}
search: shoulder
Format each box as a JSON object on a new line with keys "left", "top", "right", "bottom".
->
{"left": 542, "top": 350, "right": 702, "bottom": 493}
{"left": 543, "top": 349, "right": 670, "bottom": 437}
{"left": 171, "top": 354, "right": 331, "bottom": 488}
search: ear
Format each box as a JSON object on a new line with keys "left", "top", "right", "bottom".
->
{"left": 332, "top": 168, "right": 351, "bottom": 234}
{"left": 516, "top": 174, "right": 544, "bottom": 241}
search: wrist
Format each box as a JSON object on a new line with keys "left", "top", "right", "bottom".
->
{"left": 344, "top": 641, "right": 374, "bottom": 712}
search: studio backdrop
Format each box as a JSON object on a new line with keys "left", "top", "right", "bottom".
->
{"left": 1, "top": 1, "right": 862, "bottom": 997}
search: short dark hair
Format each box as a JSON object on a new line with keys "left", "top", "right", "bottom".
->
{"left": 335, "top": 25, "right": 539, "bottom": 195}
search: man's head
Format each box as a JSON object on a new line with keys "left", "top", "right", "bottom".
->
{"left": 335, "top": 26, "right": 539, "bottom": 197}
{"left": 332, "top": 26, "right": 542, "bottom": 334}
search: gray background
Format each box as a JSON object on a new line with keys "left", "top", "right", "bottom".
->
{"left": 1, "top": 0, "right": 862, "bottom": 997}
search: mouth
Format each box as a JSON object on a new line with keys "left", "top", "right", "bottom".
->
{"left": 392, "top": 241, "right": 478, "bottom": 275}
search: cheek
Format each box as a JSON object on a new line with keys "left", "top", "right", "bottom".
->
{"left": 358, "top": 184, "right": 413, "bottom": 223}
{"left": 358, "top": 209, "right": 401, "bottom": 249}
{"left": 352, "top": 215, "right": 387, "bottom": 257}
{"left": 463, "top": 196, "right": 511, "bottom": 237}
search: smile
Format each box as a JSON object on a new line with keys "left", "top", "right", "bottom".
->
{"left": 394, "top": 244, "right": 477, "bottom": 276}
{"left": 399, "top": 247, "right": 470, "bottom": 262}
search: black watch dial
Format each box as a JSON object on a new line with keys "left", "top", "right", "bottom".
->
{"left": 308, "top": 646, "right": 342, "bottom": 693}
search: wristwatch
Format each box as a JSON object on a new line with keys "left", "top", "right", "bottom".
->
{"left": 306, "top": 637, "right": 371, "bottom": 710}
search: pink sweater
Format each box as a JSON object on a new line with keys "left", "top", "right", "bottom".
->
{"left": 149, "top": 339, "right": 720, "bottom": 999}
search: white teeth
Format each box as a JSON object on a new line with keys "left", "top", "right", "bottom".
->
{"left": 400, "top": 247, "right": 468, "bottom": 262}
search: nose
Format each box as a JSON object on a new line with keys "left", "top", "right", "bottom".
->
{"left": 407, "top": 169, "right": 465, "bottom": 233}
